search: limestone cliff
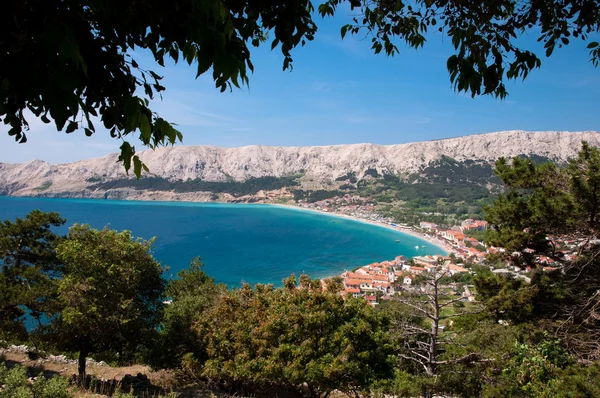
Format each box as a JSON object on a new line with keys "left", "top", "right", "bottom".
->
{"left": 1, "top": 130, "right": 599, "bottom": 199}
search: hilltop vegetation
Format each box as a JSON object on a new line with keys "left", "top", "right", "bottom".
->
{"left": 89, "top": 175, "right": 301, "bottom": 197}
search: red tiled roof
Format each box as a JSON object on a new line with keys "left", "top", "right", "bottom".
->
{"left": 344, "top": 279, "right": 363, "bottom": 286}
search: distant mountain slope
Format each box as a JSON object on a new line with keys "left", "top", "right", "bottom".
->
{"left": 1, "top": 130, "right": 599, "bottom": 199}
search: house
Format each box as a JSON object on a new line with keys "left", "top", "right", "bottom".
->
{"left": 446, "top": 264, "right": 468, "bottom": 275}
{"left": 371, "top": 274, "right": 391, "bottom": 283}
{"left": 344, "top": 279, "right": 362, "bottom": 289}
{"left": 403, "top": 275, "right": 414, "bottom": 285}
{"left": 464, "top": 237, "right": 481, "bottom": 247}
{"left": 441, "top": 230, "right": 466, "bottom": 245}
{"left": 374, "top": 281, "right": 391, "bottom": 293}
{"left": 409, "top": 266, "right": 426, "bottom": 274}
{"left": 467, "top": 247, "right": 486, "bottom": 261}
{"left": 343, "top": 272, "right": 373, "bottom": 282}
{"left": 413, "top": 255, "right": 439, "bottom": 267}
{"left": 538, "top": 255, "right": 556, "bottom": 265}
{"left": 345, "top": 288, "right": 362, "bottom": 298}
{"left": 419, "top": 221, "right": 437, "bottom": 230}
{"left": 424, "top": 264, "right": 438, "bottom": 273}
{"left": 395, "top": 255, "right": 408, "bottom": 264}
{"left": 365, "top": 295, "right": 378, "bottom": 306}
{"left": 460, "top": 219, "right": 488, "bottom": 231}
{"left": 359, "top": 283, "right": 378, "bottom": 294}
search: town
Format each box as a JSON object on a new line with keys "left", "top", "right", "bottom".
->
{"left": 316, "top": 212, "right": 577, "bottom": 305}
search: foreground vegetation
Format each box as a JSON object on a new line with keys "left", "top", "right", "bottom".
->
{"left": 3, "top": 144, "right": 600, "bottom": 396}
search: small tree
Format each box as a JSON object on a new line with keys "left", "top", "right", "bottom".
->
{"left": 391, "top": 266, "right": 485, "bottom": 395}
{"left": 147, "top": 257, "right": 226, "bottom": 370}
{"left": 484, "top": 142, "right": 600, "bottom": 360}
{"left": 196, "top": 275, "right": 393, "bottom": 397}
{"left": 52, "top": 224, "right": 166, "bottom": 383}
{"left": 0, "top": 210, "right": 64, "bottom": 341}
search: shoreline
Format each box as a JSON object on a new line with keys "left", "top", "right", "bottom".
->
{"left": 1, "top": 194, "right": 453, "bottom": 255}
{"left": 268, "top": 203, "right": 452, "bottom": 255}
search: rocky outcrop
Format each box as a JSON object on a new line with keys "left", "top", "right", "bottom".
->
{"left": 1, "top": 130, "right": 599, "bottom": 198}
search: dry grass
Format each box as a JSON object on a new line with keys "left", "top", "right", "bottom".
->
{"left": 2, "top": 351, "right": 352, "bottom": 398}
{"left": 1, "top": 351, "right": 181, "bottom": 397}
{"left": 2, "top": 351, "right": 178, "bottom": 387}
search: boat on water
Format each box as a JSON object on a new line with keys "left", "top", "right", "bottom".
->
{"left": 415, "top": 245, "right": 419, "bottom": 249}
{"left": 395, "top": 239, "right": 400, "bottom": 243}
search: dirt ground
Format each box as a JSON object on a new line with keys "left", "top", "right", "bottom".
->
{"left": 2, "top": 350, "right": 351, "bottom": 398}
{"left": 0, "top": 350, "right": 213, "bottom": 397}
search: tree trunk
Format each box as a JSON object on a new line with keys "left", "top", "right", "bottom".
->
{"left": 428, "top": 278, "right": 440, "bottom": 378}
{"left": 78, "top": 338, "right": 89, "bottom": 386}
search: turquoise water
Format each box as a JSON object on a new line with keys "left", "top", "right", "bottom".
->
{"left": 0, "top": 197, "right": 445, "bottom": 286}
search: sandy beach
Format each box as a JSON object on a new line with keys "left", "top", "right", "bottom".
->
{"left": 268, "top": 203, "right": 453, "bottom": 255}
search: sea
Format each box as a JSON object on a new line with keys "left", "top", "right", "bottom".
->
{"left": 0, "top": 196, "right": 445, "bottom": 287}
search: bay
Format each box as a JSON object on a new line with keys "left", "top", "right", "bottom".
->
{"left": 0, "top": 196, "right": 445, "bottom": 286}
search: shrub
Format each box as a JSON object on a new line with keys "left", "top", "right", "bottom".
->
{"left": 0, "top": 363, "right": 72, "bottom": 398}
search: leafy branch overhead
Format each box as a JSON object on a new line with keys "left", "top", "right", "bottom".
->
{"left": 320, "top": 0, "right": 600, "bottom": 99}
{"left": 2, "top": 0, "right": 599, "bottom": 175}
{"left": 0, "top": 0, "right": 316, "bottom": 176}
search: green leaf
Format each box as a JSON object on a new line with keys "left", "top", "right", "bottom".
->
{"left": 119, "top": 142, "right": 134, "bottom": 173}
{"left": 138, "top": 113, "right": 151, "bottom": 143}
{"left": 124, "top": 98, "right": 140, "bottom": 119}
{"left": 587, "top": 41, "right": 599, "bottom": 49}
{"left": 196, "top": 55, "right": 212, "bottom": 78}
{"left": 66, "top": 121, "right": 78, "bottom": 133}
{"left": 132, "top": 155, "right": 144, "bottom": 178}
{"left": 341, "top": 25, "right": 350, "bottom": 40}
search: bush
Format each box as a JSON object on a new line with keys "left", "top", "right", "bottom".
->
{"left": 31, "top": 375, "right": 71, "bottom": 398}
{"left": 0, "top": 363, "right": 72, "bottom": 398}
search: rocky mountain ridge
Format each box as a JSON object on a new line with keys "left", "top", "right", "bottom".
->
{"left": 1, "top": 130, "right": 599, "bottom": 200}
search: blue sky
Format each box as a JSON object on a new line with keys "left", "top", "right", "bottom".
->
{"left": 1, "top": 10, "right": 599, "bottom": 164}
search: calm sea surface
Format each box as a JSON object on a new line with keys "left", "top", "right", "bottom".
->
{"left": 0, "top": 197, "right": 445, "bottom": 286}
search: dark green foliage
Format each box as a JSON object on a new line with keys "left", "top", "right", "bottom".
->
{"left": 474, "top": 272, "right": 539, "bottom": 323}
{"left": 483, "top": 142, "right": 600, "bottom": 360}
{"left": 321, "top": 0, "right": 600, "bottom": 99}
{"left": 0, "top": 363, "right": 72, "bottom": 398}
{"left": 363, "top": 175, "right": 494, "bottom": 225}
{"left": 292, "top": 189, "right": 344, "bottom": 202}
{"left": 90, "top": 175, "right": 300, "bottom": 196}
{"left": 339, "top": 183, "right": 356, "bottom": 190}
{"left": 364, "top": 168, "right": 380, "bottom": 178}
{"left": 420, "top": 156, "right": 500, "bottom": 186}
{"left": 5, "top": 0, "right": 600, "bottom": 174}
{"left": 0, "top": 210, "right": 65, "bottom": 341}
{"left": 147, "top": 258, "right": 226, "bottom": 370}
{"left": 335, "top": 171, "right": 357, "bottom": 183}
{"left": 1, "top": 0, "right": 316, "bottom": 174}
{"left": 478, "top": 338, "right": 600, "bottom": 398}
{"left": 194, "top": 275, "right": 393, "bottom": 397}
{"left": 351, "top": 160, "right": 498, "bottom": 215}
